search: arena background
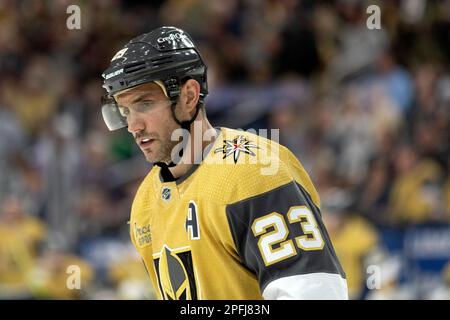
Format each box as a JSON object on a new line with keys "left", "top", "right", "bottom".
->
{"left": 0, "top": 0, "right": 449, "bottom": 299}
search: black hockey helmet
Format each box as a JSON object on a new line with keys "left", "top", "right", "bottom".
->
{"left": 101, "top": 26, "right": 208, "bottom": 131}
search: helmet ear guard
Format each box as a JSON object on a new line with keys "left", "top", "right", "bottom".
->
{"left": 162, "top": 76, "right": 203, "bottom": 131}
{"left": 163, "top": 77, "right": 182, "bottom": 102}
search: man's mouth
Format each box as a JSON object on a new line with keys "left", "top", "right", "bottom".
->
{"left": 139, "top": 138, "right": 156, "bottom": 149}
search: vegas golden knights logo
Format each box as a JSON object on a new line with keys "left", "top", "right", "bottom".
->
{"left": 153, "top": 245, "right": 198, "bottom": 300}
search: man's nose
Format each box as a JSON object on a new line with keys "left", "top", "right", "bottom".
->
{"left": 127, "top": 113, "right": 145, "bottom": 135}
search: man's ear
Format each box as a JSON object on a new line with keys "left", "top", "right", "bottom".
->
{"left": 181, "top": 79, "right": 201, "bottom": 115}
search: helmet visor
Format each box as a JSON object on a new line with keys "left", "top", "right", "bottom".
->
{"left": 101, "top": 95, "right": 127, "bottom": 131}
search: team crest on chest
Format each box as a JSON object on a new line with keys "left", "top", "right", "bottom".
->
{"left": 153, "top": 245, "right": 199, "bottom": 300}
{"left": 214, "top": 135, "right": 259, "bottom": 163}
{"left": 162, "top": 186, "right": 172, "bottom": 201}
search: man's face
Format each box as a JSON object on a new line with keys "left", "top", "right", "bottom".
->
{"left": 115, "top": 82, "right": 179, "bottom": 164}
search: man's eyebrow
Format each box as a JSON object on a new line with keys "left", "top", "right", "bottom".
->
{"left": 130, "top": 92, "right": 158, "bottom": 105}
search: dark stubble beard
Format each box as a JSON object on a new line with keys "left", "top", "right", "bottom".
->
{"left": 144, "top": 131, "right": 181, "bottom": 165}
{"left": 141, "top": 105, "right": 189, "bottom": 165}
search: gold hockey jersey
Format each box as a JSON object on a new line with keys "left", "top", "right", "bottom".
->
{"left": 129, "top": 127, "right": 346, "bottom": 300}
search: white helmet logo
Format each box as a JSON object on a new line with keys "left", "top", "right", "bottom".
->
{"left": 157, "top": 32, "right": 187, "bottom": 44}
{"left": 111, "top": 47, "right": 128, "bottom": 61}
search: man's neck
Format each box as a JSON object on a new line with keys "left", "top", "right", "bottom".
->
{"left": 169, "top": 119, "right": 217, "bottom": 180}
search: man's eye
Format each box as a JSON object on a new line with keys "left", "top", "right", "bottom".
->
{"left": 136, "top": 101, "right": 157, "bottom": 111}
{"left": 141, "top": 101, "right": 155, "bottom": 107}
{"left": 119, "top": 107, "right": 130, "bottom": 117}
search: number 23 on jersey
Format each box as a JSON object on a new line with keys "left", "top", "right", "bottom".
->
{"left": 251, "top": 206, "right": 325, "bottom": 266}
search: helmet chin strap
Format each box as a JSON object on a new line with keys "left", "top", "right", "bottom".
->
{"left": 154, "top": 100, "right": 202, "bottom": 182}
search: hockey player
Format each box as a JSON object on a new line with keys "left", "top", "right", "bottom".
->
{"left": 101, "top": 26, "right": 347, "bottom": 300}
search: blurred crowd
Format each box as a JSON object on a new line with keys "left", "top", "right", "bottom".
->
{"left": 0, "top": 0, "right": 449, "bottom": 299}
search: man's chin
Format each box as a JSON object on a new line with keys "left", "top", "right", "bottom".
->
{"left": 145, "top": 155, "right": 160, "bottom": 164}
{"left": 144, "top": 152, "right": 169, "bottom": 165}
{"left": 142, "top": 150, "right": 157, "bottom": 163}
{"left": 142, "top": 143, "right": 176, "bottom": 165}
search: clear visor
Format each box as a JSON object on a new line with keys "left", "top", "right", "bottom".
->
{"left": 101, "top": 80, "right": 170, "bottom": 131}
{"left": 101, "top": 96, "right": 127, "bottom": 131}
